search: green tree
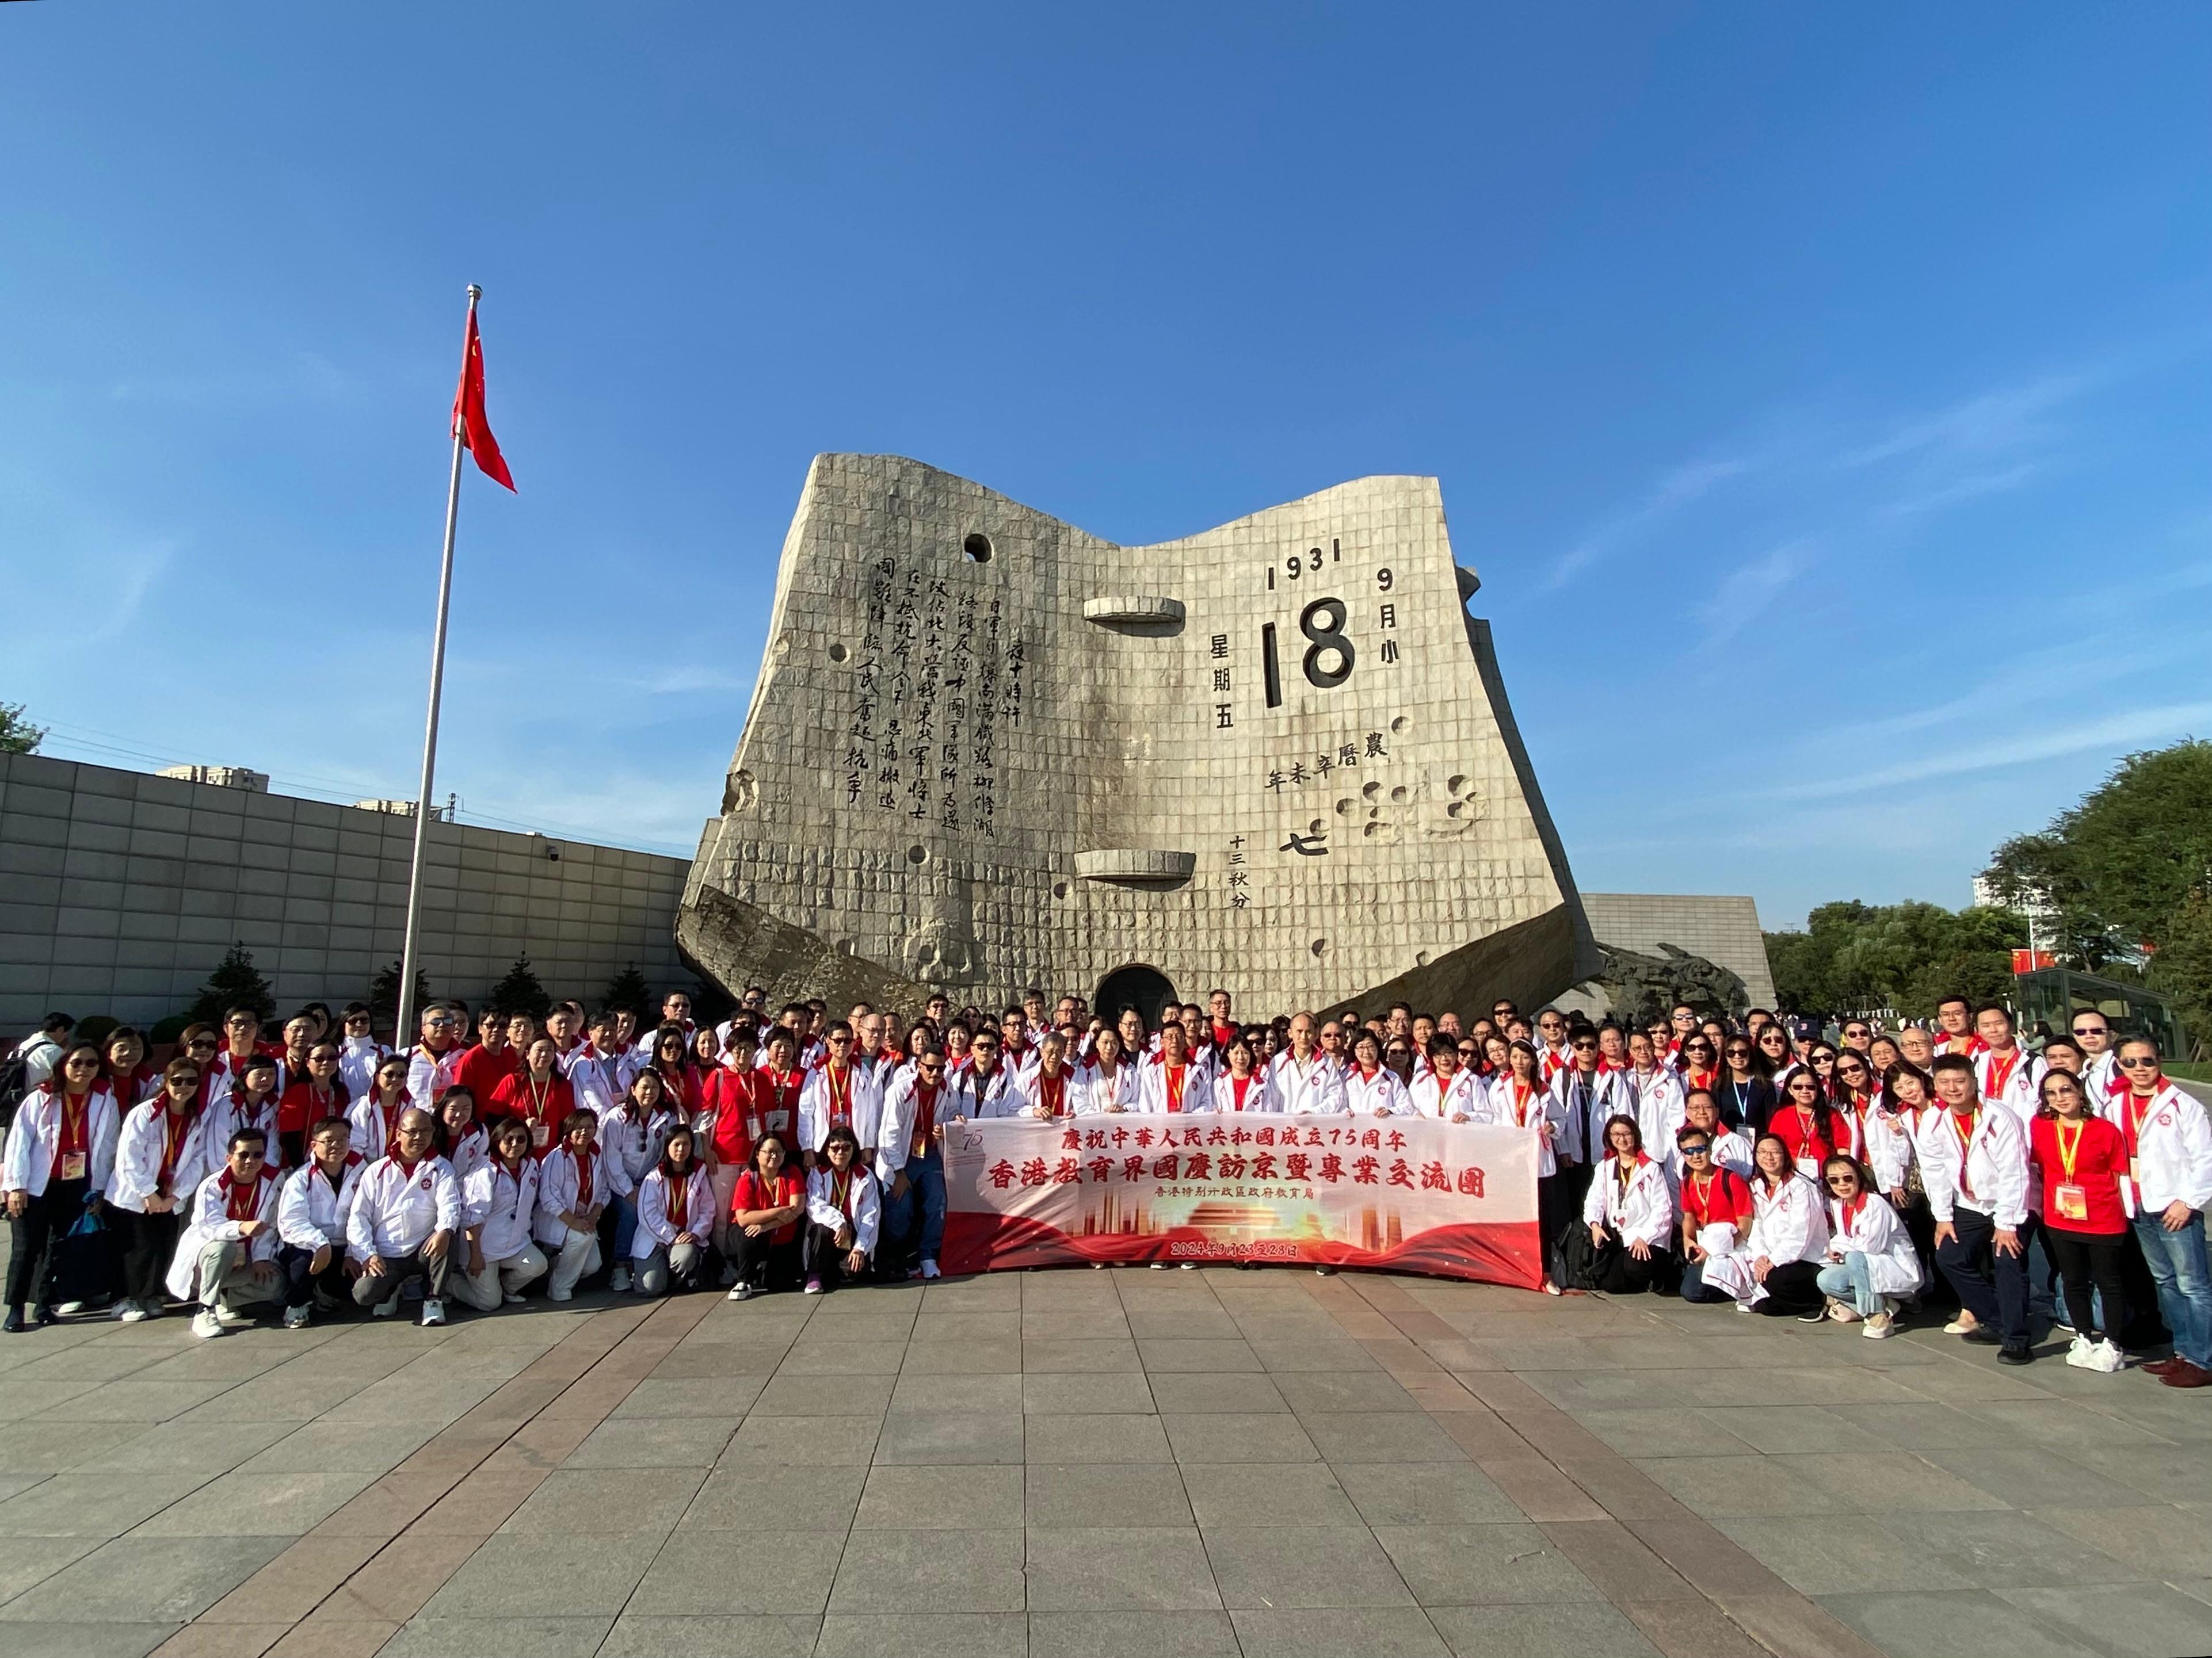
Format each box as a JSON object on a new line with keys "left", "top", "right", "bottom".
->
{"left": 602, "top": 965, "right": 654, "bottom": 1019}
{"left": 490, "top": 954, "right": 552, "bottom": 1019}
{"left": 187, "top": 942, "right": 277, "bottom": 1026}
{"left": 1984, "top": 739, "right": 2212, "bottom": 966}
{"left": 2148, "top": 889, "right": 2212, "bottom": 1058}
{"left": 0, "top": 701, "right": 44, "bottom": 755}
{"left": 1764, "top": 900, "right": 2024, "bottom": 1020}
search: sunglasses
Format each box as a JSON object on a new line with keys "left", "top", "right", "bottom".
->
{"left": 1825, "top": 1175, "right": 1857, "bottom": 1187}
{"left": 1680, "top": 1144, "right": 1711, "bottom": 1155}
{"left": 2119, "top": 1056, "right": 2161, "bottom": 1068}
{"left": 2072, "top": 1027, "right": 2107, "bottom": 1037}
{"left": 1725, "top": 1048, "right": 1750, "bottom": 1059}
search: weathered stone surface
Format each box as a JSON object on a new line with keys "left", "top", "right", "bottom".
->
{"left": 679, "top": 456, "right": 1595, "bottom": 1017}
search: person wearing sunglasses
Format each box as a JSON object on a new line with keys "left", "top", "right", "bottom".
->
{"left": 879, "top": 1041, "right": 951, "bottom": 1279}
{"left": 3, "top": 1041, "right": 121, "bottom": 1330}
{"left": 2108, "top": 1037, "right": 2212, "bottom": 1389}
{"left": 2068, "top": 1014, "right": 2119, "bottom": 1098}
{"left": 1839, "top": 1021, "right": 1874, "bottom": 1055}
{"left": 1816, "top": 1155, "right": 1920, "bottom": 1336}
{"left": 335, "top": 1004, "right": 390, "bottom": 1100}
{"left": 2029, "top": 1070, "right": 2129, "bottom": 1373}
{"left": 1675, "top": 1125, "right": 1752, "bottom": 1304}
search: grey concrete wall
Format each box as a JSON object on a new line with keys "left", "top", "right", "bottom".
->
{"left": 1557, "top": 891, "right": 1776, "bottom": 1018}
{"left": 0, "top": 751, "right": 693, "bottom": 1030}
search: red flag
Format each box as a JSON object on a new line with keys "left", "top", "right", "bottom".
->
{"left": 451, "top": 307, "right": 515, "bottom": 491}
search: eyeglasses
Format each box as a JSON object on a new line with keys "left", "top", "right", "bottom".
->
{"left": 64, "top": 1057, "right": 99, "bottom": 1071}
{"left": 1844, "top": 1027, "right": 1869, "bottom": 1038}
{"left": 2119, "top": 1056, "right": 2161, "bottom": 1068}
{"left": 188, "top": 1039, "right": 218, "bottom": 1050}
{"left": 1572, "top": 1040, "right": 1597, "bottom": 1051}
{"left": 1725, "top": 1048, "right": 1750, "bottom": 1059}
{"left": 2072, "top": 1026, "right": 2108, "bottom": 1037}
{"left": 1825, "top": 1175, "right": 1857, "bottom": 1187}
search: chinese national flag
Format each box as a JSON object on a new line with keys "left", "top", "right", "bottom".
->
{"left": 451, "top": 308, "right": 515, "bottom": 491}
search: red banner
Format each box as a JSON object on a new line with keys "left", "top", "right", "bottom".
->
{"left": 939, "top": 1113, "right": 1541, "bottom": 1288}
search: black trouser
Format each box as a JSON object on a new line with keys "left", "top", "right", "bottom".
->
{"left": 1752, "top": 1259, "right": 1825, "bottom": 1315}
{"left": 279, "top": 1243, "right": 352, "bottom": 1312}
{"left": 803, "top": 1221, "right": 869, "bottom": 1290}
{"left": 112, "top": 1205, "right": 180, "bottom": 1305}
{"left": 1548, "top": 1164, "right": 1592, "bottom": 1285}
{"left": 1590, "top": 1231, "right": 1673, "bottom": 1296}
{"left": 6, "top": 1178, "right": 88, "bottom": 1311}
{"left": 1894, "top": 1190, "right": 1953, "bottom": 1309}
{"left": 1936, "top": 1206, "right": 2030, "bottom": 1344}
{"left": 2044, "top": 1225, "right": 2128, "bottom": 1341}
{"left": 729, "top": 1228, "right": 799, "bottom": 1292}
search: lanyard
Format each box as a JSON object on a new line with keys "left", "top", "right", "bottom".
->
{"left": 2054, "top": 1117, "right": 2087, "bottom": 1182}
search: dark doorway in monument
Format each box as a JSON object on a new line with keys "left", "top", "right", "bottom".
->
{"left": 1096, "top": 965, "right": 1176, "bottom": 1030}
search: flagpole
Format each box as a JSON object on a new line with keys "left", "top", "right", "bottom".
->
{"left": 395, "top": 283, "right": 480, "bottom": 1049}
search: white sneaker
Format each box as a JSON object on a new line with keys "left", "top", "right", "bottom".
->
{"left": 547, "top": 1286, "right": 573, "bottom": 1303}
{"left": 727, "top": 1282, "right": 755, "bottom": 1302}
{"left": 192, "top": 1309, "right": 226, "bottom": 1340}
{"left": 56, "top": 1301, "right": 86, "bottom": 1317}
{"left": 502, "top": 1292, "right": 527, "bottom": 1305}
{"left": 371, "top": 1291, "right": 402, "bottom": 1318}
{"left": 119, "top": 1301, "right": 152, "bottom": 1324}
{"left": 1863, "top": 1311, "right": 1896, "bottom": 1339}
{"left": 214, "top": 1304, "right": 254, "bottom": 1328}
{"left": 109, "top": 1299, "right": 136, "bottom": 1321}
{"left": 920, "top": 1259, "right": 941, "bottom": 1280}
{"left": 1828, "top": 1300, "right": 1862, "bottom": 1324}
{"left": 1149, "top": 1262, "right": 1168, "bottom": 1271}
{"left": 1943, "top": 1314, "right": 1978, "bottom": 1336}
{"left": 609, "top": 1267, "right": 632, "bottom": 1293}
{"left": 282, "top": 1305, "right": 311, "bottom": 1330}
{"left": 419, "top": 1298, "right": 447, "bottom": 1327}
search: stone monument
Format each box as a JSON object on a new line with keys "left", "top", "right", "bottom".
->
{"left": 678, "top": 455, "right": 1596, "bottom": 1022}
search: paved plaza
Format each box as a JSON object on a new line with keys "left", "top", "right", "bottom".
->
{"left": 0, "top": 1265, "right": 2208, "bottom": 1658}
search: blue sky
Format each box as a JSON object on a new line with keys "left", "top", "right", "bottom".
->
{"left": 3, "top": 6, "right": 2206, "bottom": 931}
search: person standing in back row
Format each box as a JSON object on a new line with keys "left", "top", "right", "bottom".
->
{"left": 2109, "top": 1037, "right": 2212, "bottom": 1388}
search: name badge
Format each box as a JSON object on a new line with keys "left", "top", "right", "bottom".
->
{"left": 532, "top": 1122, "right": 551, "bottom": 1149}
{"left": 58, "top": 1151, "right": 87, "bottom": 1182}
{"left": 2053, "top": 1182, "right": 2088, "bottom": 1222}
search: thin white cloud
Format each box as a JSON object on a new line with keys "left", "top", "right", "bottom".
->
{"left": 1839, "top": 373, "right": 2088, "bottom": 470}
{"left": 1881, "top": 461, "right": 2041, "bottom": 519}
{"left": 1542, "top": 452, "right": 1755, "bottom": 590}
{"left": 1696, "top": 541, "right": 1811, "bottom": 643}
{"left": 1770, "top": 702, "right": 2212, "bottom": 801}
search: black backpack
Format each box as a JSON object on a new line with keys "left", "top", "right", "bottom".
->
{"left": 0, "top": 1047, "right": 31, "bottom": 1133}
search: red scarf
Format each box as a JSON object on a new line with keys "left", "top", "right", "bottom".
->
{"left": 55, "top": 1090, "right": 93, "bottom": 1160}
{"left": 220, "top": 1166, "right": 272, "bottom": 1221}
{"left": 825, "top": 1066, "right": 854, "bottom": 1127}
{"left": 912, "top": 1080, "right": 940, "bottom": 1145}
{"left": 1039, "top": 1071, "right": 1067, "bottom": 1117}
{"left": 664, "top": 1167, "right": 690, "bottom": 1231}
{"left": 1164, "top": 1064, "right": 1188, "bottom": 1112}
{"left": 571, "top": 1145, "right": 596, "bottom": 1208}
{"left": 1985, "top": 1048, "right": 2022, "bottom": 1100}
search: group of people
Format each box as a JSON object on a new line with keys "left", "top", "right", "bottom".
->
{"left": 5, "top": 986, "right": 2208, "bottom": 1390}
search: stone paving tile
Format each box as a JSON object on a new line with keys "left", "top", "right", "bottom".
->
{"left": 597, "top": 1614, "right": 821, "bottom": 1657}
{"left": 498, "top": 1465, "right": 706, "bottom": 1534}
{"left": 1023, "top": 1526, "right": 1222, "bottom": 1610}
{"left": 1373, "top": 1521, "right": 1606, "bottom": 1605}
{"left": 817, "top": 1611, "right": 1028, "bottom": 1657}
{"left": 1026, "top": 1609, "right": 1240, "bottom": 1657}
{"left": 0, "top": 1472, "right": 213, "bottom": 1537}
{"left": 0, "top": 1622, "right": 181, "bottom": 1658}
{"left": 1816, "top": 1587, "right": 2104, "bottom": 1658}
{"left": 1997, "top": 1582, "right": 2212, "bottom": 1658}
{"left": 1179, "top": 1461, "right": 1361, "bottom": 1527}
{"left": 0, "top": 1536, "right": 293, "bottom": 1625}
{"left": 417, "top": 1534, "right": 658, "bottom": 1618}
{"left": 1714, "top": 1513, "right": 1978, "bottom": 1596}
{"left": 857, "top": 1462, "right": 1021, "bottom": 1529}
{"left": 1229, "top": 1605, "right": 1450, "bottom": 1656}
{"left": 133, "top": 1470, "right": 380, "bottom": 1537}
{"left": 825, "top": 1527, "right": 1027, "bottom": 1612}
{"left": 0, "top": 1533, "right": 105, "bottom": 1604}
{"left": 382, "top": 1615, "right": 613, "bottom": 1657}
{"left": 1425, "top": 1600, "right": 1664, "bottom": 1657}
{"left": 1023, "top": 1372, "right": 1154, "bottom": 1413}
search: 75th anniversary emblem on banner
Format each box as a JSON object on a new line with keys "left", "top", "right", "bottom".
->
{"left": 939, "top": 1114, "right": 1540, "bottom": 1288}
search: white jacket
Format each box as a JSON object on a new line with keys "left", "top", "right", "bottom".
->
{"left": 1015, "top": 1067, "right": 1086, "bottom": 1119}
{"left": 338, "top": 1036, "right": 390, "bottom": 1100}
{"left": 1920, "top": 1105, "right": 2030, "bottom": 1230}
{"left": 1138, "top": 1057, "right": 1212, "bottom": 1114}
{"left": 631, "top": 1164, "right": 718, "bottom": 1258}
{"left": 1076, "top": 1061, "right": 1141, "bottom": 1115}
{"left": 108, "top": 1101, "right": 214, "bottom": 1214}
{"left": 403, "top": 1044, "right": 466, "bottom": 1107}
{"left": 1625, "top": 1068, "right": 1686, "bottom": 1159}
{"left": 276, "top": 1155, "right": 365, "bottom": 1254}
{"left": 1582, "top": 1155, "right": 1676, "bottom": 1248}
{"left": 163, "top": 1166, "right": 283, "bottom": 1300}
{"left": 1409, "top": 1069, "right": 1483, "bottom": 1122}
{"left": 1212, "top": 1070, "right": 1284, "bottom": 1114}
{"left": 806, "top": 1164, "right": 881, "bottom": 1255}
{"left": 535, "top": 1144, "right": 602, "bottom": 1245}
{"left": 1549, "top": 1068, "right": 1637, "bottom": 1167}
{"left": 345, "top": 1092, "right": 409, "bottom": 1162}
{"left": 1856, "top": 1106, "right": 1918, "bottom": 1195}
{"left": 2106, "top": 1083, "right": 2212, "bottom": 1216}
{"left": 597, "top": 1105, "right": 677, "bottom": 1197}
{"left": 946, "top": 1064, "right": 1020, "bottom": 1120}
{"left": 443, "top": 1124, "right": 490, "bottom": 1187}
{"left": 1748, "top": 1172, "right": 1830, "bottom": 1268}
{"left": 344, "top": 1155, "right": 461, "bottom": 1261}
{"left": 3, "top": 1084, "right": 121, "bottom": 1197}
{"left": 1481, "top": 1074, "right": 1569, "bottom": 1175}
{"left": 799, "top": 1063, "right": 885, "bottom": 1151}
{"left": 1975, "top": 1047, "right": 2047, "bottom": 1131}
{"left": 568, "top": 1050, "right": 628, "bottom": 1120}
{"left": 1827, "top": 1193, "right": 1923, "bottom": 1296}
{"left": 1342, "top": 1065, "right": 1414, "bottom": 1118}
{"left": 1269, "top": 1052, "right": 1347, "bottom": 1115}
{"left": 464, "top": 1157, "right": 540, "bottom": 1262}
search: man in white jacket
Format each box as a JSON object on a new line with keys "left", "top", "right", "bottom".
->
{"left": 2110, "top": 1037, "right": 2212, "bottom": 1389}
{"left": 1270, "top": 1014, "right": 1346, "bottom": 1116}
{"left": 167, "top": 1126, "right": 285, "bottom": 1340}
{"left": 273, "top": 1117, "right": 364, "bottom": 1329}
{"left": 1921, "top": 1054, "right": 2032, "bottom": 1364}
{"left": 344, "top": 1107, "right": 461, "bottom": 1327}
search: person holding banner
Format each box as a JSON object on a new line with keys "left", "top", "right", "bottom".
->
{"left": 1139, "top": 1022, "right": 1206, "bottom": 1113}
{"left": 880, "top": 1043, "right": 949, "bottom": 1278}
{"left": 803, "top": 1125, "right": 880, "bottom": 1294}
{"left": 1212, "top": 1034, "right": 1283, "bottom": 1113}
{"left": 1482, "top": 1040, "right": 1568, "bottom": 1295}
{"left": 1581, "top": 1114, "right": 1675, "bottom": 1294}
{"left": 1271, "top": 1014, "right": 1346, "bottom": 1115}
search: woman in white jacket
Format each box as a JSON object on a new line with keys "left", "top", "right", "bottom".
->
{"left": 1212, "top": 1036, "right": 1283, "bottom": 1113}
{"left": 453, "top": 1118, "right": 547, "bottom": 1311}
{"left": 1480, "top": 1041, "right": 1569, "bottom": 1296}
{"left": 1077, "top": 1028, "right": 1139, "bottom": 1114}
{"left": 1580, "top": 1115, "right": 1676, "bottom": 1295}
{"left": 631, "top": 1125, "right": 716, "bottom": 1296}
{"left": 108, "top": 1058, "right": 212, "bottom": 1322}
{"left": 1342, "top": 1032, "right": 1413, "bottom": 1118}
{"left": 535, "top": 1109, "right": 607, "bottom": 1302}
{"left": 1815, "top": 1155, "right": 1922, "bottom": 1337}
{"left": 3, "top": 1042, "right": 121, "bottom": 1330}
{"left": 1702, "top": 1133, "right": 1830, "bottom": 1317}
{"left": 803, "top": 1125, "right": 880, "bottom": 1295}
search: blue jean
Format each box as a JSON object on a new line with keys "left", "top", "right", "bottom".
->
{"left": 605, "top": 1192, "right": 639, "bottom": 1269}
{"left": 2133, "top": 1209, "right": 2212, "bottom": 1367}
{"left": 884, "top": 1148, "right": 947, "bottom": 1264}
{"left": 1817, "top": 1252, "right": 1880, "bottom": 1317}
{"left": 1679, "top": 1256, "right": 1727, "bottom": 1303}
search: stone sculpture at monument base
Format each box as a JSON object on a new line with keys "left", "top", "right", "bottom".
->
{"left": 678, "top": 454, "right": 1597, "bottom": 1020}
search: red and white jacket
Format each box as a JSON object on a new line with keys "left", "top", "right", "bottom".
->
{"left": 345, "top": 1153, "right": 462, "bottom": 1261}
{"left": 2104, "top": 1081, "right": 2212, "bottom": 1216}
